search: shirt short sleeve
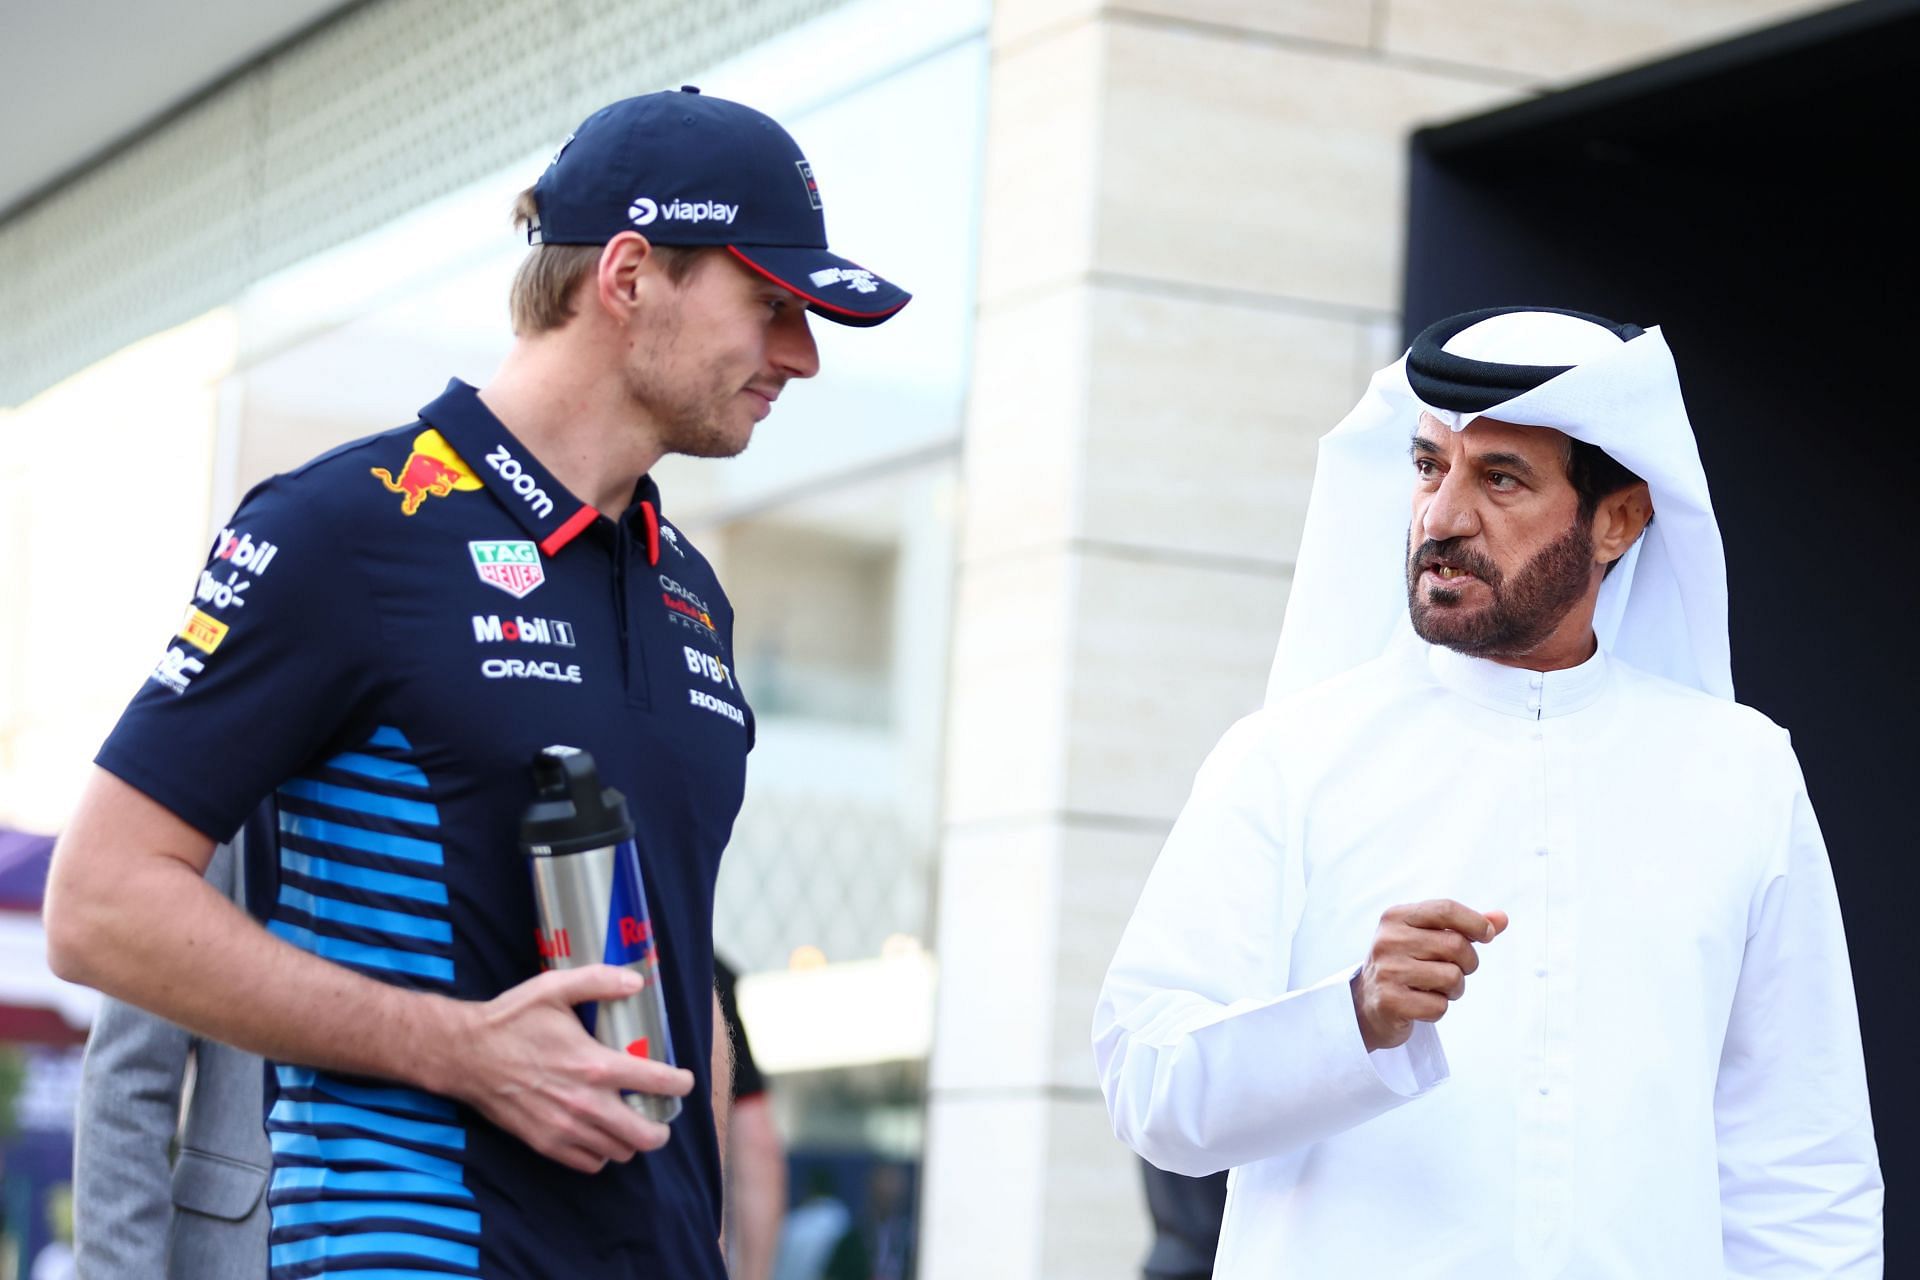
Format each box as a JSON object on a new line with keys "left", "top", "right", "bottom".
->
{"left": 715, "top": 955, "right": 767, "bottom": 1100}
{"left": 96, "top": 472, "right": 382, "bottom": 841}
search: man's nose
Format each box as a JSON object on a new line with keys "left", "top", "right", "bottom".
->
{"left": 774, "top": 310, "right": 821, "bottom": 381}
{"left": 1420, "top": 471, "right": 1481, "bottom": 541}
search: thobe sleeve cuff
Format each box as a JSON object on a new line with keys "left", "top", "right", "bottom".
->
{"left": 1099, "top": 963, "right": 1455, "bottom": 1174}
{"left": 1316, "top": 964, "right": 1449, "bottom": 1099}
{"left": 1368, "top": 1021, "right": 1448, "bottom": 1096}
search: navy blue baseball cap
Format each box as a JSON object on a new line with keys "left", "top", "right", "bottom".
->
{"left": 529, "top": 87, "right": 910, "bottom": 327}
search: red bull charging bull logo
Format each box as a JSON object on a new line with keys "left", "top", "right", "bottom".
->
{"left": 370, "top": 429, "right": 483, "bottom": 515}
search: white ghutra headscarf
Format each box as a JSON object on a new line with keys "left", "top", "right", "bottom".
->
{"left": 1266, "top": 307, "right": 1732, "bottom": 704}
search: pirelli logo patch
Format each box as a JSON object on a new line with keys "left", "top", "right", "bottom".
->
{"left": 177, "top": 608, "right": 230, "bottom": 655}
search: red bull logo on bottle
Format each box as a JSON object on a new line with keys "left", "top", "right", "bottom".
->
{"left": 370, "top": 429, "right": 483, "bottom": 515}
{"left": 604, "top": 842, "right": 660, "bottom": 970}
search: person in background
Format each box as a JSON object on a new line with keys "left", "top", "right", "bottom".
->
{"left": 772, "top": 1170, "right": 865, "bottom": 1280}
{"left": 1137, "top": 1162, "right": 1226, "bottom": 1280}
{"left": 860, "top": 1162, "right": 915, "bottom": 1280}
{"left": 717, "top": 954, "right": 784, "bottom": 1280}
{"left": 72, "top": 836, "right": 269, "bottom": 1280}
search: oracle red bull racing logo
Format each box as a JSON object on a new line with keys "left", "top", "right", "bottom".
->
{"left": 370, "top": 429, "right": 482, "bottom": 515}
{"left": 658, "top": 574, "right": 715, "bottom": 635}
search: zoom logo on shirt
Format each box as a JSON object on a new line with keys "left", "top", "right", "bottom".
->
{"left": 483, "top": 445, "right": 555, "bottom": 519}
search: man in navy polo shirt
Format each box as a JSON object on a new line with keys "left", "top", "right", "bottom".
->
{"left": 46, "top": 87, "right": 909, "bottom": 1279}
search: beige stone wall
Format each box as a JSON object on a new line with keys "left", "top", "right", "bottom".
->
{"left": 921, "top": 0, "right": 1831, "bottom": 1275}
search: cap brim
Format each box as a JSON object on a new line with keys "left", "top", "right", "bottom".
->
{"left": 727, "top": 245, "right": 911, "bottom": 327}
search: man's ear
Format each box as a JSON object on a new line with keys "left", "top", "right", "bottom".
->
{"left": 1594, "top": 480, "right": 1654, "bottom": 566}
{"left": 594, "top": 231, "right": 654, "bottom": 319}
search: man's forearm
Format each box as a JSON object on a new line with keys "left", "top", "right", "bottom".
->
{"left": 58, "top": 856, "right": 467, "bottom": 1091}
{"left": 727, "top": 1097, "right": 787, "bottom": 1280}
{"left": 45, "top": 774, "right": 469, "bottom": 1096}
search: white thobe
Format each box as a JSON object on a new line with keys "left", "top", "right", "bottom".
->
{"left": 1094, "top": 643, "right": 1882, "bottom": 1277}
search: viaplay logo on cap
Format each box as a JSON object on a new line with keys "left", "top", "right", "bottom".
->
{"left": 628, "top": 196, "right": 740, "bottom": 228}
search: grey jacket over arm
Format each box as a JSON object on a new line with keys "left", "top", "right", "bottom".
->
{"left": 72, "top": 838, "right": 270, "bottom": 1280}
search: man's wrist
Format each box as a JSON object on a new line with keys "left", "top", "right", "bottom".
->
{"left": 1350, "top": 972, "right": 1380, "bottom": 1053}
{"left": 390, "top": 992, "right": 474, "bottom": 1099}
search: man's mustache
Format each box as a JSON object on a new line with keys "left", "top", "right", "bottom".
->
{"left": 1409, "top": 537, "right": 1501, "bottom": 585}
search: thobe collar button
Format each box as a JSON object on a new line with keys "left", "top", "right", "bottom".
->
{"left": 1426, "top": 644, "right": 1609, "bottom": 719}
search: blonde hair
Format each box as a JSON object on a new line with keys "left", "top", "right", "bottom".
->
{"left": 509, "top": 188, "right": 706, "bottom": 335}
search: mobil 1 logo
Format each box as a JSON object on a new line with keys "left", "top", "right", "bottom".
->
{"left": 196, "top": 526, "right": 280, "bottom": 612}
{"left": 472, "top": 614, "right": 576, "bottom": 647}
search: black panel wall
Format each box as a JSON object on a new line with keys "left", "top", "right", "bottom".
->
{"left": 1405, "top": 0, "right": 1918, "bottom": 1259}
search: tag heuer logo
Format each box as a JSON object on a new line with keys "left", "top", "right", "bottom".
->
{"left": 470, "top": 540, "right": 545, "bottom": 598}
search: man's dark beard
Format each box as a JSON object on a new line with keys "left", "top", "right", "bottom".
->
{"left": 1406, "top": 520, "right": 1596, "bottom": 659}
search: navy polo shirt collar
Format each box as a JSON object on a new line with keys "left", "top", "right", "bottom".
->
{"left": 419, "top": 379, "right": 601, "bottom": 556}
{"left": 625, "top": 474, "right": 664, "bottom": 528}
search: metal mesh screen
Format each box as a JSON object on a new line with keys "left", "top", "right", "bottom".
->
{"left": 0, "top": 0, "right": 852, "bottom": 406}
{"left": 714, "top": 789, "right": 935, "bottom": 975}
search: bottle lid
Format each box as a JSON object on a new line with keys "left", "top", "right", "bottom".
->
{"left": 520, "top": 745, "right": 635, "bottom": 855}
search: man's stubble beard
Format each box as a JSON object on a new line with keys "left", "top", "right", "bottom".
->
{"left": 626, "top": 323, "right": 752, "bottom": 461}
{"left": 1406, "top": 517, "right": 1597, "bottom": 659}
{"left": 657, "top": 403, "right": 747, "bottom": 460}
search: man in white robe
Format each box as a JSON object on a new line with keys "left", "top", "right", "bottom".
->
{"left": 1093, "top": 307, "right": 1882, "bottom": 1277}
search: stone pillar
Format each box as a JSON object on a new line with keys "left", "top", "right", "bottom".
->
{"left": 917, "top": 1, "right": 1825, "bottom": 1275}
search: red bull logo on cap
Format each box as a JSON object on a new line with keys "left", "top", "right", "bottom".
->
{"left": 371, "top": 429, "right": 483, "bottom": 515}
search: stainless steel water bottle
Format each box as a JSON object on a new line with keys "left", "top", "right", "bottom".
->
{"left": 521, "top": 745, "right": 680, "bottom": 1124}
